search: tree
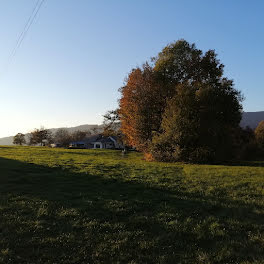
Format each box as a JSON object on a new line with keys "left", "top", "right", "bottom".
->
{"left": 231, "top": 126, "right": 257, "bottom": 160}
{"left": 103, "top": 110, "right": 120, "bottom": 132}
{"left": 90, "top": 126, "right": 102, "bottom": 135}
{"left": 255, "top": 120, "right": 264, "bottom": 149}
{"left": 54, "top": 128, "right": 72, "bottom": 147}
{"left": 119, "top": 63, "right": 163, "bottom": 151}
{"left": 151, "top": 81, "right": 243, "bottom": 162}
{"left": 102, "top": 109, "right": 125, "bottom": 146}
{"left": 13, "top": 133, "right": 26, "bottom": 145}
{"left": 71, "top": 130, "right": 90, "bottom": 142}
{"left": 152, "top": 40, "right": 225, "bottom": 101}
{"left": 29, "top": 127, "right": 53, "bottom": 146}
{"left": 119, "top": 39, "right": 243, "bottom": 163}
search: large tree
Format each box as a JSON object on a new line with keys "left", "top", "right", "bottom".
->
{"left": 153, "top": 40, "right": 224, "bottom": 85}
{"left": 71, "top": 130, "right": 90, "bottom": 142}
{"left": 29, "top": 127, "right": 53, "bottom": 146}
{"left": 151, "top": 81, "right": 242, "bottom": 162}
{"left": 119, "top": 39, "right": 243, "bottom": 162}
{"left": 54, "top": 128, "right": 72, "bottom": 147}
{"left": 119, "top": 63, "right": 163, "bottom": 151}
{"left": 13, "top": 133, "right": 26, "bottom": 145}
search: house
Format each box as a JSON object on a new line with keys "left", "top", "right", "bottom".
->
{"left": 69, "top": 134, "right": 123, "bottom": 149}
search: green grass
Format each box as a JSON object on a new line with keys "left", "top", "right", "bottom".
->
{"left": 0, "top": 146, "right": 264, "bottom": 263}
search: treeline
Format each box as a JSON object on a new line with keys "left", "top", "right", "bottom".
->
{"left": 13, "top": 127, "right": 101, "bottom": 147}
{"left": 108, "top": 39, "right": 264, "bottom": 163}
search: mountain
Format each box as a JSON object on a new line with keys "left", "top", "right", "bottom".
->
{"left": 240, "top": 111, "right": 264, "bottom": 129}
{"left": 47, "top": 124, "right": 103, "bottom": 134}
{"left": 0, "top": 124, "right": 103, "bottom": 146}
{"left": 0, "top": 136, "right": 14, "bottom": 146}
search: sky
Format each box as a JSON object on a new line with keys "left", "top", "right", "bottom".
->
{"left": 0, "top": 0, "right": 263, "bottom": 138}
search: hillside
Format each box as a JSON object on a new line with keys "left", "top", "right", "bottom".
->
{"left": 0, "top": 146, "right": 264, "bottom": 263}
{"left": 240, "top": 111, "right": 264, "bottom": 129}
{"left": 0, "top": 124, "right": 103, "bottom": 145}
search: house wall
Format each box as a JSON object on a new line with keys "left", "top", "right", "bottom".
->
{"left": 93, "top": 142, "right": 103, "bottom": 149}
{"left": 105, "top": 142, "right": 114, "bottom": 149}
{"left": 92, "top": 137, "right": 122, "bottom": 149}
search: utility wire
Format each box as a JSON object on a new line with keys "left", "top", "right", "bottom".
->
{"left": 9, "top": 0, "right": 42, "bottom": 61}
{"left": 4, "top": 0, "right": 45, "bottom": 72}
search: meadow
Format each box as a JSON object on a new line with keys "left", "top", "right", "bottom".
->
{"left": 0, "top": 146, "right": 264, "bottom": 263}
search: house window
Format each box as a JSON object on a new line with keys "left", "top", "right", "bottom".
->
{"left": 106, "top": 143, "right": 113, "bottom": 148}
{"left": 95, "top": 144, "right": 101, "bottom": 149}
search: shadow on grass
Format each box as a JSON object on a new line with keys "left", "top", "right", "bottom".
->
{"left": 219, "top": 159, "right": 264, "bottom": 168}
{"left": 0, "top": 157, "right": 264, "bottom": 263}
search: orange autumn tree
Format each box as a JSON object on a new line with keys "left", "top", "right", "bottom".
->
{"left": 255, "top": 120, "right": 264, "bottom": 149}
{"left": 119, "top": 64, "right": 163, "bottom": 152}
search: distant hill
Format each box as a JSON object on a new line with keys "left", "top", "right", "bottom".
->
{"left": 0, "top": 124, "right": 103, "bottom": 146}
{"left": 240, "top": 111, "right": 264, "bottom": 129}
{"left": 0, "top": 136, "right": 14, "bottom": 146}
{"left": 47, "top": 124, "right": 103, "bottom": 134}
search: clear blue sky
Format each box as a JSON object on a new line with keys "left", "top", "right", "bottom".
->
{"left": 0, "top": 0, "right": 263, "bottom": 137}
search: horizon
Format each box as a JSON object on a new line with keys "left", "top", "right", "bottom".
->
{"left": 1, "top": 0, "right": 264, "bottom": 137}
{"left": 2, "top": 111, "right": 264, "bottom": 139}
{"left": 0, "top": 123, "right": 101, "bottom": 138}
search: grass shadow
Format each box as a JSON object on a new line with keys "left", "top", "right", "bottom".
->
{"left": 0, "top": 157, "right": 264, "bottom": 263}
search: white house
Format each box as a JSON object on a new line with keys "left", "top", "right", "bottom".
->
{"left": 69, "top": 134, "right": 123, "bottom": 149}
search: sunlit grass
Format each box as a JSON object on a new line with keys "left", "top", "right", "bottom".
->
{"left": 0, "top": 146, "right": 264, "bottom": 263}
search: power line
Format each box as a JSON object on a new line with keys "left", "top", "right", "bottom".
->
{"left": 4, "top": 0, "right": 45, "bottom": 72}
{"left": 9, "top": 0, "right": 42, "bottom": 61}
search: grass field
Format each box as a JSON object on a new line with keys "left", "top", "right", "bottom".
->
{"left": 0, "top": 146, "right": 264, "bottom": 263}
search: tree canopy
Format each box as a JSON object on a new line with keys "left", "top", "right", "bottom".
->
{"left": 119, "top": 64, "right": 163, "bottom": 151}
{"left": 13, "top": 133, "right": 26, "bottom": 145}
{"left": 54, "top": 129, "right": 72, "bottom": 147}
{"left": 119, "top": 39, "right": 243, "bottom": 163}
{"left": 29, "top": 127, "right": 52, "bottom": 146}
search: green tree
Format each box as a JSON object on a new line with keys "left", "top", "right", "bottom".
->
{"left": 29, "top": 127, "right": 53, "bottom": 146}
{"left": 102, "top": 109, "right": 124, "bottom": 144}
{"left": 71, "top": 130, "right": 90, "bottom": 142}
{"left": 103, "top": 110, "right": 120, "bottom": 132}
{"left": 54, "top": 128, "right": 72, "bottom": 147}
{"left": 153, "top": 40, "right": 224, "bottom": 98}
{"left": 151, "top": 81, "right": 243, "bottom": 163}
{"left": 13, "top": 133, "right": 26, "bottom": 145}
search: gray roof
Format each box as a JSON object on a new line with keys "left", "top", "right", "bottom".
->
{"left": 94, "top": 137, "right": 114, "bottom": 144}
{"left": 71, "top": 134, "right": 115, "bottom": 144}
{"left": 83, "top": 134, "right": 101, "bottom": 143}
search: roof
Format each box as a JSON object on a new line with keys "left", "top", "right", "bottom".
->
{"left": 70, "top": 134, "right": 115, "bottom": 144}
{"left": 70, "top": 141, "right": 86, "bottom": 145}
{"left": 83, "top": 134, "right": 101, "bottom": 143}
{"left": 94, "top": 137, "right": 114, "bottom": 143}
